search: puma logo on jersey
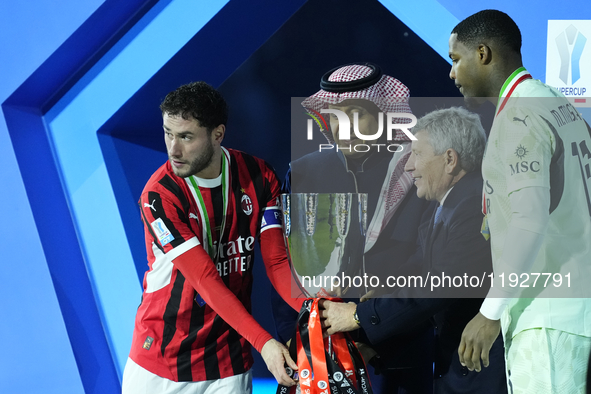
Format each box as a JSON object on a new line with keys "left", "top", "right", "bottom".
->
{"left": 144, "top": 200, "right": 156, "bottom": 211}
{"left": 512, "top": 115, "right": 529, "bottom": 126}
{"left": 189, "top": 213, "right": 198, "bottom": 220}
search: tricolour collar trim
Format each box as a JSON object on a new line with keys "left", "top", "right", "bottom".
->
{"left": 496, "top": 67, "right": 532, "bottom": 116}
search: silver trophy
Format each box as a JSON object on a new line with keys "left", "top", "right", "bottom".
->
{"left": 281, "top": 193, "right": 368, "bottom": 298}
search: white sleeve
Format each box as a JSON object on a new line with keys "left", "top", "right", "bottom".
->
{"left": 480, "top": 186, "right": 550, "bottom": 320}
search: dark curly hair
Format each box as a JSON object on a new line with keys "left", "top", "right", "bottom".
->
{"left": 160, "top": 81, "right": 228, "bottom": 132}
{"left": 452, "top": 10, "right": 521, "bottom": 54}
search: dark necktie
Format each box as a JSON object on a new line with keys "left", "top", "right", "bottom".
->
{"left": 433, "top": 205, "right": 442, "bottom": 228}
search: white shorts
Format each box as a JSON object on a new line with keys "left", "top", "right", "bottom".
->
{"left": 121, "top": 357, "right": 253, "bottom": 394}
{"left": 504, "top": 328, "right": 591, "bottom": 394}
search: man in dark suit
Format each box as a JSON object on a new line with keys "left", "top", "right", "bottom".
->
{"left": 320, "top": 107, "right": 508, "bottom": 393}
{"left": 273, "top": 63, "right": 435, "bottom": 394}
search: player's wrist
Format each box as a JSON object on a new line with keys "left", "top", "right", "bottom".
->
{"left": 480, "top": 297, "right": 509, "bottom": 321}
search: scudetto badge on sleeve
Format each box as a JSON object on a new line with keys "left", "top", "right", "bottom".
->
{"left": 143, "top": 336, "right": 154, "bottom": 350}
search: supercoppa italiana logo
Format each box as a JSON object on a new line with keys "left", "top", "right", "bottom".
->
{"left": 306, "top": 108, "right": 417, "bottom": 153}
{"left": 553, "top": 23, "right": 587, "bottom": 96}
{"left": 556, "top": 24, "right": 586, "bottom": 86}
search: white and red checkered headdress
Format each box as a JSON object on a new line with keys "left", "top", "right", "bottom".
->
{"left": 302, "top": 63, "right": 413, "bottom": 142}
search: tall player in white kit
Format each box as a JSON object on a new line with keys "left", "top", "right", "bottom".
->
{"left": 449, "top": 9, "right": 591, "bottom": 393}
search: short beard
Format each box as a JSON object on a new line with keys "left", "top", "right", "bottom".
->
{"left": 171, "top": 139, "right": 215, "bottom": 178}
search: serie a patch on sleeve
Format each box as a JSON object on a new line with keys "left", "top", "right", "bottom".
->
{"left": 261, "top": 206, "right": 282, "bottom": 231}
{"left": 151, "top": 218, "right": 175, "bottom": 246}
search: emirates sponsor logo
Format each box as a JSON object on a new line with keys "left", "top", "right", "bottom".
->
{"left": 213, "top": 236, "right": 255, "bottom": 259}
{"left": 212, "top": 235, "right": 256, "bottom": 277}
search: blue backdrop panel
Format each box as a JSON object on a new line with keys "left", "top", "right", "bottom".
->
{"left": 0, "top": 0, "right": 123, "bottom": 392}
{"left": 44, "top": 0, "right": 233, "bottom": 377}
{"left": 0, "top": 112, "right": 84, "bottom": 394}
{"left": 3, "top": 104, "right": 118, "bottom": 392}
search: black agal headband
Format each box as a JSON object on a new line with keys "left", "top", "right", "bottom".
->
{"left": 320, "top": 63, "right": 383, "bottom": 92}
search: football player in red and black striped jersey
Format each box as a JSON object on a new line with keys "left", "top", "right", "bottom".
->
{"left": 122, "top": 82, "right": 304, "bottom": 394}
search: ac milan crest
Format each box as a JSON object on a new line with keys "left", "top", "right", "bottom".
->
{"left": 241, "top": 194, "right": 253, "bottom": 215}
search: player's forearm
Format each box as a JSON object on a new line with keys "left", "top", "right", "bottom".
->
{"left": 482, "top": 186, "right": 549, "bottom": 319}
{"left": 172, "top": 244, "right": 272, "bottom": 352}
{"left": 260, "top": 228, "right": 305, "bottom": 311}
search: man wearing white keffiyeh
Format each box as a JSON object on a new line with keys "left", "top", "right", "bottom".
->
{"left": 272, "top": 63, "right": 435, "bottom": 394}
{"left": 299, "top": 63, "right": 417, "bottom": 253}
